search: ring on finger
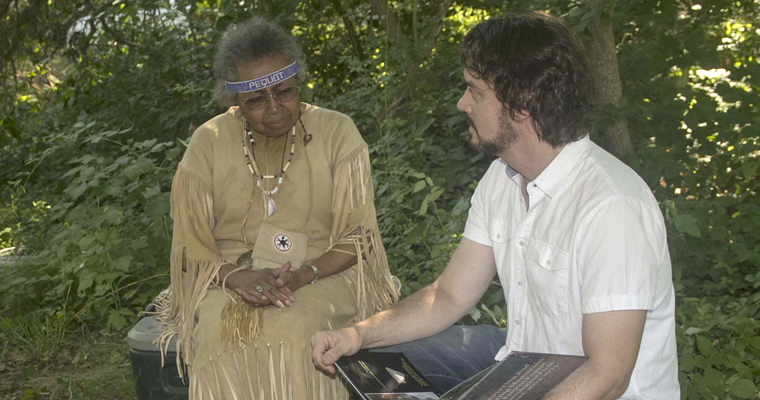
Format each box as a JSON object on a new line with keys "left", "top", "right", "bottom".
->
{"left": 255, "top": 285, "right": 264, "bottom": 293}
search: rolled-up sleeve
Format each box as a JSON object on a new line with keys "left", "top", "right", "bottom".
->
{"left": 577, "top": 196, "right": 665, "bottom": 314}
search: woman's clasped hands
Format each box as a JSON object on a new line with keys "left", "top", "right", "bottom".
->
{"left": 219, "top": 261, "right": 316, "bottom": 309}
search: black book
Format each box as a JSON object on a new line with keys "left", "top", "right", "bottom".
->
{"left": 335, "top": 350, "right": 586, "bottom": 400}
{"left": 335, "top": 350, "right": 442, "bottom": 400}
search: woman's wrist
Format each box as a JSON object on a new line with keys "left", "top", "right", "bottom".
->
{"left": 300, "top": 263, "right": 318, "bottom": 285}
{"left": 303, "top": 262, "right": 319, "bottom": 284}
{"left": 217, "top": 263, "right": 240, "bottom": 288}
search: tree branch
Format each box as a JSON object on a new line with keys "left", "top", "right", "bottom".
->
{"left": 328, "top": 0, "right": 363, "bottom": 57}
{"left": 0, "top": 0, "right": 14, "bottom": 21}
{"left": 99, "top": 15, "right": 141, "bottom": 48}
{"left": 417, "top": 0, "right": 452, "bottom": 64}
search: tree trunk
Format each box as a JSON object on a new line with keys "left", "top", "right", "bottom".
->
{"left": 384, "top": 0, "right": 453, "bottom": 116}
{"left": 370, "top": 0, "right": 400, "bottom": 43}
{"left": 586, "top": 0, "right": 634, "bottom": 158}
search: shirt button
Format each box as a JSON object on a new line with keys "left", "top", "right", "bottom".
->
{"left": 517, "top": 280, "right": 523, "bottom": 286}
{"left": 546, "top": 259, "right": 552, "bottom": 266}
{"left": 518, "top": 241, "right": 526, "bottom": 247}
{"left": 515, "top": 319, "right": 521, "bottom": 326}
{"left": 496, "top": 234, "right": 502, "bottom": 240}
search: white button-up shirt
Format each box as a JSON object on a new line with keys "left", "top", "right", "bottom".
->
{"left": 463, "top": 136, "right": 679, "bottom": 399}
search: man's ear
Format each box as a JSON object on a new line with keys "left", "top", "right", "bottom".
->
{"left": 513, "top": 110, "right": 539, "bottom": 139}
{"left": 514, "top": 109, "right": 531, "bottom": 121}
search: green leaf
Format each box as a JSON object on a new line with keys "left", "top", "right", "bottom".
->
{"left": 130, "top": 239, "right": 149, "bottom": 251}
{"left": 696, "top": 335, "right": 713, "bottom": 356}
{"left": 674, "top": 214, "right": 701, "bottom": 238}
{"left": 419, "top": 197, "right": 429, "bottom": 215}
{"left": 77, "top": 235, "right": 96, "bottom": 249}
{"left": 741, "top": 162, "right": 758, "bottom": 181}
{"left": 728, "top": 378, "right": 757, "bottom": 399}
{"left": 684, "top": 327, "right": 705, "bottom": 335}
{"left": 113, "top": 256, "right": 132, "bottom": 272}
{"left": 142, "top": 139, "right": 157, "bottom": 149}
{"left": 64, "top": 183, "right": 88, "bottom": 200}
{"left": 78, "top": 273, "right": 94, "bottom": 293}
{"left": 429, "top": 187, "right": 443, "bottom": 202}
{"left": 484, "top": 290, "right": 504, "bottom": 305}
{"left": 122, "top": 159, "right": 152, "bottom": 180}
{"left": 469, "top": 308, "right": 481, "bottom": 322}
{"left": 107, "top": 309, "right": 128, "bottom": 331}
{"left": 680, "top": 352, "right": 694, "bottom": 371}
{"left": 412, "top": 180, "right": 426, "bottom": 194}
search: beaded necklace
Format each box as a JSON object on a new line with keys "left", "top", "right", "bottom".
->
{"left": 239, "top": 117, "right": 310, "bottom": 251}
{"left": 242, "top": 120, "right": 295, "bottom": 216}
{"left": 243, "top": 121, "right": 295, "bottom": 191}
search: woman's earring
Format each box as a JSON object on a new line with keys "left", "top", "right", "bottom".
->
{"left": 303, "top": 134, "right": 312, "bottom": 146}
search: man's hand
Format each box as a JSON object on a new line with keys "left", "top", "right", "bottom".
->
{"left": 311, "top": 326, "right": 363, "bottom": 374}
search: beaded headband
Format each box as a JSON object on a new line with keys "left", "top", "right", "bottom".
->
{"left": 224, "top": 62, "right": 299, "bottom": 93}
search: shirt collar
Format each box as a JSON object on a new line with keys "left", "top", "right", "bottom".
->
{"left": 533, "top": 135, "right": 592, "bottom": 198}
{"left": 500, "top": 159, "right": 520, "bottom": 179}
{"left": 501, "top": 136, "right": 592, "bottom": 197}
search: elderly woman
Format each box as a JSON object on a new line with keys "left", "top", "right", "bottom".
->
{"left": 154, "top": 17, "right": 398, "bottom": 399}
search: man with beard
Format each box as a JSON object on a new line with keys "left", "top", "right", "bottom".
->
{"left": 313, "top": 11, "right": 679, "bottom": 400}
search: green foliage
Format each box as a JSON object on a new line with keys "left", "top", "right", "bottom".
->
{"left": 677, "top": 291, "right": 760, "bottom": 399}
{"left": 608, "top": 1, "right": 760, "bottom": 397}
{"left": 0, "top": 127, "right": 178, "bottom": 329}
{"left": 1, "top": 0, "right": 759, "bottom": 398}
{"left": 0, "top": 313, "right": 67, "bottom": 361}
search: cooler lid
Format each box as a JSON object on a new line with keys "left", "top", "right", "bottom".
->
{"left": 127, "top": 316, "right": 181, "bottom": 352}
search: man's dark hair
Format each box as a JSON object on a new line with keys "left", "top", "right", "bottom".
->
{"left": 461, "top": 12, "right": 593, "bottom": 147}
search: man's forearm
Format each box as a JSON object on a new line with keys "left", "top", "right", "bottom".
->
{"left": 351, "top": 239, "right": 497, "bottom": 349}
{"left": 355, "top": 281, "right": 467, "bottom": 349}
{"left": 542, "top": 361, "right": 631, "bottom": 400}
{"left": 311, "top": 238, "right": 498, "bottom": 373}
{"left": 543, "top": 310, "right": 646, "bottom": 400}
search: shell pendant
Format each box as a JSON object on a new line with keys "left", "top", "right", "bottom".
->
{"left": 267, "top": 197, "right": 276, "bottom": 216}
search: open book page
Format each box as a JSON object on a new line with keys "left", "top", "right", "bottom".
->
{"left": 440, "top": 352, "right": 587, "bottom": 400}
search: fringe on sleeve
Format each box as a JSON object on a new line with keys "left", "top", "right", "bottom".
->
{"left": 330, "top": 145, "right": 370, "bottom": 235}
{"left": 330, "top": 145, "right": 399, "bottom": 318}
{"left": 152, "top": 162, "right": 228, "bottom": 378}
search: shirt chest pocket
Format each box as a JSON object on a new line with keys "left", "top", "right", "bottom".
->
{"left": 526, "top": 240, "right": 570, "bottom": 316}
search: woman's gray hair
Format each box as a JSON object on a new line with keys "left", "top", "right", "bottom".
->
{"left": 212, "top": 16, "right": 307, "bottom": 107}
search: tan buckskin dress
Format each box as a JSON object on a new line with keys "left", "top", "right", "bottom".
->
{"left": 154, "top": 103, "right": 398, "bottom": 400}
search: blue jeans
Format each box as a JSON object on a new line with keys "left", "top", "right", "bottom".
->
{"left": 371, "top": 325, "right": 507, "bottom": 393}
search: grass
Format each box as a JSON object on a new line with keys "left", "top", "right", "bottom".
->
{"left": 0, "top": 329, "right": 136, "bottom": 400}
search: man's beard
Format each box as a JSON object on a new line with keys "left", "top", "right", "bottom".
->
{"left": 468, "top": 111, "right": 517, "bottom": 156}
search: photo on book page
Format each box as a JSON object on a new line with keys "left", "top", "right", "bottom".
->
{"left": 335, "top": 350, "right": 441, "bottom": 400}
